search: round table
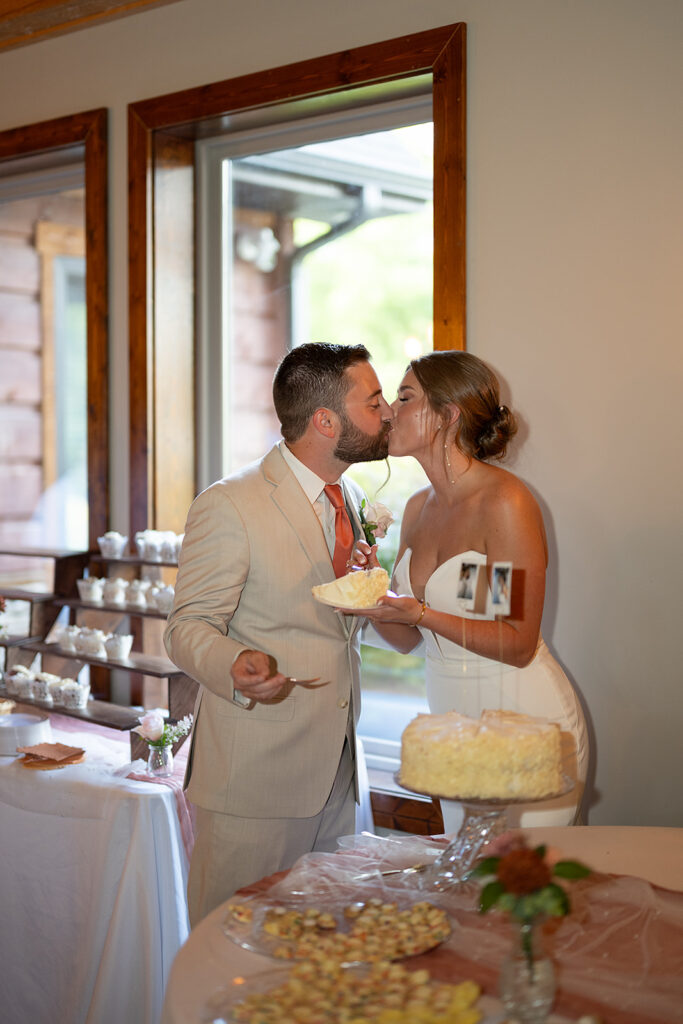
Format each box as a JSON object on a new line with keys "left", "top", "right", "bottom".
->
{"left": 161, "top": 825, "right": 683, "bottom": 1024}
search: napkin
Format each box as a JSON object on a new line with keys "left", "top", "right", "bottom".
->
{"left": 17, "top": 742, "right": 86, "bottom": 770}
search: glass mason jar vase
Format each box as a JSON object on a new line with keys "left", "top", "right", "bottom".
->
{"left": 147, "top": 743, "right": 173, "bottom": 777}
{"left": 499, "top": 920, "right": 556, "bottom": 1023}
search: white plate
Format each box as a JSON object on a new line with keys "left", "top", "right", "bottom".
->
{"left": 0, "top": 711, "right": 52, "bottom": 755}
{"left": 313, "top": 594, "right": 382, "bottom": 611}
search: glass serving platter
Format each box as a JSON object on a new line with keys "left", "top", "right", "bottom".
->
{"left": 202, "top": 960, "right": 484, "bottom": 1024}
{"left": 222, "top": 889, "right": 452, "bottom": 964}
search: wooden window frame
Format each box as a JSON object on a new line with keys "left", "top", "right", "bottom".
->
{"left": 128, "top": 22, "right": 466, "bottom": 534}
{"left": 0, "top": 109, "right": 109, "bottom": 547}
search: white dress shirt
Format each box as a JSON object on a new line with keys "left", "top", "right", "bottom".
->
{"left": 279, "top": 441, "right": 343, "bottom": 559}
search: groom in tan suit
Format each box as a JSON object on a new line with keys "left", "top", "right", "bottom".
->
{"left": 164, "top": 343, "right": 392, "bottom": 925}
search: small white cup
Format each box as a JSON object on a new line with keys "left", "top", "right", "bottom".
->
{"left": 74, "top": 628, "right": 109, "bottom": 658}
{"left": 5, "top": 667, "right": 33, "bottom": 696}
{"left": 59, "top": 625, "right": 81, "bottom": 653}
{"left": 77, "top": 577, "right": 104, "bottom": 604}
{"left": 61, "top": 680, "right": 90, "bottom": 710}
{"left": 153, "top": 584, "right": 175, "bottom": 615}
{"left": 97, "top": 532, "right": 128, "bottom": 559}
{"left": 102, "top": 577, "right": 129, "bottom": 606}
{"left": 14, "top": 675, "right": 35, "bottom": 700}
{"left": 31, "top": 673, "right": 59, "bottom": 703}
{"left": 127, "top": 579, "right": 151, "bottom": 608}
{"left": 104, "top": 634, "right": 134, "bottom": 661}
{"left": 49, "top": 679, "right": 66, "bottom": 706}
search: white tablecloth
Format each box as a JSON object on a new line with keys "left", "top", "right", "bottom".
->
{"left": 0, "top": 713, "right": 190, "bottom": 1024}
{"left": 160, "top": 825, "right": 683, "bottom": 1024}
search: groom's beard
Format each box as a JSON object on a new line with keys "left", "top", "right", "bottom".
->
{"left": 334, "top": 413, "right": 391, "bottom": 463}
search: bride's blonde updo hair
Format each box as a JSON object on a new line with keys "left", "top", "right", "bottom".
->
{"left": 410, "top": 350, "right": 517, "bottom": 461}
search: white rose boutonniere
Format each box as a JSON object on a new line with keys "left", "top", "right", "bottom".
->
{"left": 359, "top": 499, "right": 394, "bottom": 546}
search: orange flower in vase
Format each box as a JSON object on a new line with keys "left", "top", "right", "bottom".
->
{"left": 496, "top": 847, "right": 553, "bottom": 896}
{"left": 470, "top": 842, "right": 591, "bottom": 1021}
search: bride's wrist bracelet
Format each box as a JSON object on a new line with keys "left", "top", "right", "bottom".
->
{"left": 413, "top": 600, "right": 428, "bottom": 626}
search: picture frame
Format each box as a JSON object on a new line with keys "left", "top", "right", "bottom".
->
{"left": 491, "top": 561, "right": 512, "bottom": 617}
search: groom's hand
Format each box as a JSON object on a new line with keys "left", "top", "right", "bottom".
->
{"left": 351, "top": 539, "right": 379, "bottom": 570}
{"left": 232, "top": 650, "right": 288, "bottom": 701}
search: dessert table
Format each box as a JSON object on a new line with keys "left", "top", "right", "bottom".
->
{"left": 160, "top": 826, "right": 683, "bottom": 1024}
{"left": 0, "top": 705, "right": 192, "bottom": 1024}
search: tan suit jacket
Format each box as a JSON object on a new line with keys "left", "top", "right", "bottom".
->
{"left": 164, "top": 445, "right": 365, "bottom": 819}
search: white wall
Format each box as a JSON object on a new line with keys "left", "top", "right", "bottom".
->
{"left": 1, "top": 0, "right": 681, "bottom": 826}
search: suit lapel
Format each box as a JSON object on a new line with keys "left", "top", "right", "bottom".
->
{"left": 343, "top": 484, "right": 364, "bottom": 543}
{"left": 263, "top": 446, "right": 333, "bottom": 588}
{"left": 262, "top": 447, "right": 362, "bottom": 641}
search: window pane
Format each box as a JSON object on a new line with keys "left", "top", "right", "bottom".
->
{"left": 0, "top": 171, "right": 87, "bottom": 602}
{"left": 220, "top": 121, "right": 433, "bottom": 771}
{"left": 52, "top": 254, "right": 88, "bottom": 549}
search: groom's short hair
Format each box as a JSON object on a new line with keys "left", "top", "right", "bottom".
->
{"left": 273, "top": 342, "right": 371, "bottom": 443}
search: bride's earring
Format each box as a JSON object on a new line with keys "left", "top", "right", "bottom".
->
{"left": 443, "top": 440, "right": 456, "bottom": 485}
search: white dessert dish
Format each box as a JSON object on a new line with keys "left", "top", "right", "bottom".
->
{"left": 61, "top": 679, "right": 90, "bottom": 710}
{"left": 104, "top": 634, "right": 134, "bottom": 660}
{"left": 97, "top": 531, "right": 128, "bottom": 559}
{"left": 102, "top": 577, "right": 129, "bottom": 606}
{"left": 127, "top": 579, "right": 151, "bottom": 608}
{"left": 151, "top": 584, "right": 175, "bottom": 614}
{"left": 59, "top": 625, "right": 81, "bottom": 653}
{"left": 31, "top": 672, "right": 60, "bottom": 703}
{"left": 4, "top": 665, "right": 35, "bottom": 697}
{"left": 49, "top": 678, "right": 66, "bottom": 706}
{"left": 134, "top": 528, "right": 182, "bottom": 562}
{"left": 13, "top": 674, "right": 35, "bottom": 700}
{"left": 0, "top": 710, "right": 52, "bottom": 756}
{"left": 74, "top": 627, "right": 109, "bottom": 658}
{"left": 77, "top": 577, "right": 104, "bottom": 604}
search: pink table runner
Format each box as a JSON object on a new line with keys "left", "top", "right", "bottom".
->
{"left": 127, "top": 749, "right": 195, "bottom": 862}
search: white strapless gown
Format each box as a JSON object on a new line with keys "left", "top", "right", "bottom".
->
{"left": 394, "top": 549, "right": 588, "bottom": 833}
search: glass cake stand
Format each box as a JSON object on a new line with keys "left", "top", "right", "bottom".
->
{"left": 394, "top": 773, "right": 574, "bottom": 892}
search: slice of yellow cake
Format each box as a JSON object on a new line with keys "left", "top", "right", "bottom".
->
{"left": 312, "top": 567, "right": 389, "bottom": 609}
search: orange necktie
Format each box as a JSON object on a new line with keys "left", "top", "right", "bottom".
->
{"left": 324, "top": 484, "right": 355, "bottom": 578}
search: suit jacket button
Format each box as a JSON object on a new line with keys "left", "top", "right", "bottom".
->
{"left": 337, "top": 698, "right": 349, "bottom": 709}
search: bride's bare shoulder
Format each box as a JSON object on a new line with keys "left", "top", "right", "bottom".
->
{"left": 483, "top": 464, "right": 544, "bottom": 524}
{"left": 404, "top": 486, "right": 430, "bottom": 517}
{"left": 399, "top": 487, "right": 431, "bottom": 536}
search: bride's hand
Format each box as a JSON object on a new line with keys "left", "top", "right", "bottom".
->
{"left": 361, "top": 594, "right": 426, "bottom": 626}
{"left": 348, "top": 539, "right": 380, "bottom": 571}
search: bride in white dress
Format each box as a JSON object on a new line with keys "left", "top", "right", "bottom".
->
{"left": 353, "top": 351, "right": 588, "bottom": 833}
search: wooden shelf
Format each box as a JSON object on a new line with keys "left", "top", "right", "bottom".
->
{"left": 1, "top": 546, "right": 197, "bottom": 757}
{"left": 0, "top": 588, "right": 56, "bottom": 602}
{"left": 90, "top": 553, "right": 179, "bottom": 569}
{"left": 0, "top": 634, "right": 44, "bottom": 648}
{"left": 59, "top": 597, "right": 169, "bottom": 620}
{"left": 0, "top": 685, "right": 139, "bottom": 732}
{"left": 13, "top": 639, "right": 183, "bottom": 678}
{"left": 0, "top": 546, "right": 88, "bottom": 560}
